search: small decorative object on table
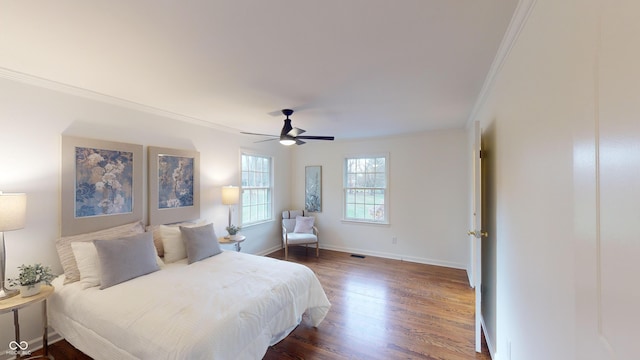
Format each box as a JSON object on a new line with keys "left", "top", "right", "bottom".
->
{"left": 8, "top": 263, "right": 55, "bottom": 298}
{"left": 225, "top": 225, "right": 241, "bottom": 240}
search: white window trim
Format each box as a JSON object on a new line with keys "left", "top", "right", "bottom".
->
{"left": 240, "top": 150, "right": 274, "bottom": 227}
{"left": 342, "top": 153, "right": 390, "bottom": 225}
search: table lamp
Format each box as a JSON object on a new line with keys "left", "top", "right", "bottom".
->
{"left": 221, "top": 186, "right": 239, "bottom": 228}
{"left": 0, "top": 192, "right": 27, "bottom": 300}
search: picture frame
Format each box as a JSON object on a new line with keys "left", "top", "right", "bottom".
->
{"left": 148, "top": 146, "right": 200, "bottom": 225}
{"left": 61, "top": 135, "right": 143, "bottom": 236}
{"left": 305, "top": 166, "right": 322, "bottom": 212}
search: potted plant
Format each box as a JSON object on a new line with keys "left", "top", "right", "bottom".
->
{"left": 8, "top": 263, "right": 55, "bottom": 297}
{"left": 225, "top": 225, "right": 241, "bottom": 240}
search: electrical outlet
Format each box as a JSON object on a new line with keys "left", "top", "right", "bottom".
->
{"left": 392, "top": 237, "right": 397, "bottom": 244}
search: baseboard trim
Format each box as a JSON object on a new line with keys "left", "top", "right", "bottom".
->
{"left": 467, "top": 265, "right": 474, "bottom": 287}
{"left": 254, "top": 244, "right": 282, "bottom": 256}
{"left": 481, "top": 315, "right": 497, "bottom": 360}
{"left": 319, "top": 244, "right": 467, "bottom": 270}
{"left": 257, "top": 244, "right": 467, "bottom": 271}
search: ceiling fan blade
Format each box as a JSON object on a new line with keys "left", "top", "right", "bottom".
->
{"left": 296, "top": 135, "right": 335, "bottom": 141}
{"left": 240, "top": 131, "right": 278, "bottom": 137}
{"left": 254, "top": 138, "right": 278, "bottom": 143}
{"left": 287, "top": 127, "right": 306, "bottom": 137}
{"left": 255, "top": 108, "right": 332, "bottom": 145}
{"left": 267, "top": 109, "right": 285, "bottom": 116}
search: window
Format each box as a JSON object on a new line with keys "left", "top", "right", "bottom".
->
{"left": 241, "top": 153, "right": 273, "bottom": 225}
{"left": 343, "top": 155, "right": 388, "bottom": 223}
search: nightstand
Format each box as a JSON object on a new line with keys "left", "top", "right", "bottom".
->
{"left": 0, "top": 285, "right": 55, "bottom": 359}
{"left": 218, "top": 235, "right": 246, "bottom": 252}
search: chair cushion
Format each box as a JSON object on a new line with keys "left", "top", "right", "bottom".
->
{"left": 294, "top": 216, "right": 315, "bottom": 233}
{"left": 285, "top": 232, "right": 318, "bottom": 245}
{"left": 283, "top": 218, "right": 296, "bottom": 233}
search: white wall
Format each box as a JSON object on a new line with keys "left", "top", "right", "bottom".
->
{"left": 471, "top": 0, "right": 640, "bottom": 358}
{"left": 290, "top": 130, "right": 469, "bottom": 269}
{"left": 0, "top": 75, "right": 472, "bottom": 354}
{"left": 0, "top": 76, "right": 291, "bottom": 355}
{"left": 472, "top": 0, "right": 583, "bottom": 357}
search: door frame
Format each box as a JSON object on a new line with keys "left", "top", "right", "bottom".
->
{"left": 469, "top": 121, "right": 483, "bottom": 353}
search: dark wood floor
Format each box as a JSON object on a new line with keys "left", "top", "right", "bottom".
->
{"left": 38, "top": 248, "right": 491, "bottom": 359}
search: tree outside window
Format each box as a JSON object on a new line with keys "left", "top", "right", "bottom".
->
{"left": 241, "top": 153, "right": 273, "bottom": 225}
{"left": 344, "top": 155, "right": 388, "bottom": 223}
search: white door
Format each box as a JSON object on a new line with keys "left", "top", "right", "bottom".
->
{"left": 469, "top": 121, "right": 483, "bottom": 353}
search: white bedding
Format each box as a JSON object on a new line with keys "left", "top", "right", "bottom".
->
{"left": 49, "top": 251, "right": 331, "bottom": 359}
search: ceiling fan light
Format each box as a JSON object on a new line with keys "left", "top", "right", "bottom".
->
{"left": 279, "top": 138, "right": 296, "bottom": 146}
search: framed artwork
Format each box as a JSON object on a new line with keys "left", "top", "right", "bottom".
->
{"left": 148, "top": 146, "right": 200, "bottom": 225}
{"left": 305, "top": 166, "right": 322, "bottom": 212}
{"left": 61, "top": 136, "right": 143, "bottom": 236}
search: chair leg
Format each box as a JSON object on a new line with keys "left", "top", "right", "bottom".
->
{"left": 284, "top": 244, "right": 288, "bottom": 260}
{"left": 316, "top": 242, "right": 319, "bottom": 258}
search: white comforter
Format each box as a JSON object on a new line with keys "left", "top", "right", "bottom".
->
{"left": 49, "top": 251, "right": 331, "bottom": 360}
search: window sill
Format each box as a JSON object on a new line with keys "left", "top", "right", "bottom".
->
{"left": 241, "top": 219, "right": 275, "bottom": 229}
{"left": 341, "top": 219, "right": 390, "bottom": 226}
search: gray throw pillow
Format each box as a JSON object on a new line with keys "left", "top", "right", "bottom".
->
{"left": 179, "top": 223, "right": 222, "bottom": 264}
{"left": 94, "top": 232, "right": 160, "bottom": 289}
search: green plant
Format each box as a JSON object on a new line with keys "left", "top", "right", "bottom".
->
{"left": 226, "top": 225, "right": 241, "bottom": 235}
{"left": 7, "top": 264, "right": 55, "bottom": 288}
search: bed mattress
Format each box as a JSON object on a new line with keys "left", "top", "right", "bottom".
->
{"left": 49, "top": 251, "right": 330, "bottom": 359}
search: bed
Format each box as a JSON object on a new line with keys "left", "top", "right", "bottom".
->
{"left": 50, "top": 222, "right": 331, "bottom": 359}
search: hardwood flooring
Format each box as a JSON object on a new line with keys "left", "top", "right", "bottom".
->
{"left": 37, "top": 248, "right": 491, "bottom": 359}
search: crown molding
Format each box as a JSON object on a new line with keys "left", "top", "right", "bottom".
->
{"left": 465, "top": 0, "right": 538, "bottom": 128}
{"left": 0, "top": 67, "right": 238, "bottom": 133}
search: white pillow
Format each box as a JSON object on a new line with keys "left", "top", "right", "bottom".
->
{"left": 160, "top": 222, "right": 204, "bottom": 263}
{"left": 56, "top": 220, "right": 145, "bottom": 284}
{"left": 70, "top": 241, "right": 101, "bottom": 289}
{"left": 294, "top": 216, "right": 315, "bottom": 234}
{"left": 147, "top": 220, "right": 199, "bottom": 257}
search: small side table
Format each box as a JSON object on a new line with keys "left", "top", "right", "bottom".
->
{"left": 0, "top": 285, "right": 55, "bottom": 359}
{"left": 218, "top": 235, "right": 246, "bottom": 252}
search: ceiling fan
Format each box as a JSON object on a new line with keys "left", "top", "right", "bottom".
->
{"left": 241, "top": 109, "right": 335, "bottom": 146}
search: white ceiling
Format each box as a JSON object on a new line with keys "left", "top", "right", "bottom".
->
{"left": 0, "top": 0, "right": 518, "bottom": 141}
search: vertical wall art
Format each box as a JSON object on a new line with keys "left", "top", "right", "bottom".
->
{"left": 305, "top": 166, "right": 322, "bottom": 212}
{"left": 148, "top": 146, "right": 200, "bottom": 225}
{"left": 61, "top": 136, "right": 143, "bottom": 236}
{"left": 75, "top": 146, "right": 134, "bottom": 217}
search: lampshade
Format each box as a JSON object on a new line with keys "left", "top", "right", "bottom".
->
{"left": 0, "top": 193, "right": 27, "bottom": 231}
{"left": 221, "top": 186, "right": 240, "bottom": 205}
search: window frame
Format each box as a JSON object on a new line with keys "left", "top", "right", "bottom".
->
{"left": 342, "top": 153, "right": 389, "bottom": 224}
{"left": 240, "top": 151, "right": 274, "bottom": 227}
